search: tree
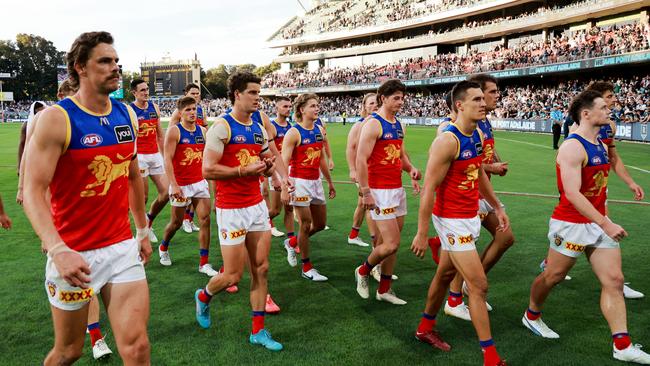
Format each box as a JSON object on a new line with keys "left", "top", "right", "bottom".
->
{"left": 13, "top": 34, "right": 64, "bottom": 100}
{"left": 120, "top": 71, "right": 141, "bottom": 103}
{"left": 254, "top": 62, "right": 280, "bottom": 77}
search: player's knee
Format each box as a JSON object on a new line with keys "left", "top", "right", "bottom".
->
{"left": 467, "top": 277, "right": 489, "bottom": 299}
{"left": 158, "top": 191, "right": 169, "bottom": 203}
{"left": 604, "top": 271, "right": 625, "bottom": 290}
{"left": 299, "top": 217, "right": 313, "bottom": 230}
{"left": 500, "top": 231, "right": 515, "bottom": 249}
{"left": 120, "top": 334, "right": 150, "bottom": 363}
{"left": 169, "top": 217, "right": 183, "bottom": 230}
{"left": 253, "top": 261, "right": 269, "bottom": 278}
{"left": 225, "top": 271, "right": 243, "bottom": 285}
{"left": 543, "top": 268, "right": 567, "bottom": 286}
{"left": 198, "top": 214, "right": 210, "bottom": 227}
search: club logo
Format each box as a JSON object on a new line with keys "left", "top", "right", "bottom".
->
{"left": 554, "top": 234, "right": 563, "bottom": 246}
{"left": 47, "top": 281, "right": 57, "bottom": 297}
{"left": 221, "top": 229, "right": 228, "bottom": 240}
{"left": 447, "top": 234, "right": 455, "bottom": 245}
{"left": 81, "top": 133, "right": 103, "bottom": 147}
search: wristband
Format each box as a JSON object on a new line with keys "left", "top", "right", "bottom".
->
{"left": 136, "top": 227, "right": 149, "bottom": 241}
{"left": 46, "top": 242, "right": 75, "bottom": 259}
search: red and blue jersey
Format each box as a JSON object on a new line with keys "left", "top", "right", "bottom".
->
{"left": 216, "top": 113, "right": 266, "bottom": 209}
{"left": 598, "top": 123, "right": 614, "bottom": 147}
{"left": 172, "top": 123, "right": 205, "bottom": 186}
{"left": 196, "top": 105, "right": 207, "bottom": 127}
{"left": 271, "top": 119, "right": 292, "bottom": 153}
{"left": 289, "top": 123, "right": 324, "bottom": 180}
{"left": 478, "top": 118, "right": 496, "bottom": 165}
{"left": 367, "top": 113, "right": 403, "bottom": 189}
{"left": 130, "top": 102, "right": 159, "bottom": 154}
{"left": 51, "top": 97, "right": 136, "bottom": 251}
{"left": 552, "top": 134, "right": 610, "bottom": 223}
{"left": 434, "top": 123, "right": 484, "bottom": 219}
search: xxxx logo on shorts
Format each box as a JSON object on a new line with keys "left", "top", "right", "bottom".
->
{"left": 294, "top": 196, "right": 309, "bottom": 202}
{"left": 59, "top": 288, "right": 94, "bottom": 303}
{"left": 229, "top": 229, "right": 246, "bottom": 240}
{"left": 554, "top": 234, "right": 563, "bottom": 246}
{"left": 565, "top": 242, "right": 585, "bottom": 253}
{"left": 47, "top": 281, "right": 57, "bottom": 297}
{"left": 458, "top": 234, "right": 474, "bottom": 244}
{"left": 380, "top": 207, "right": 396, "bottom": 215}
{"left": 447, "top": 234, "right": 456, "bottom": 245}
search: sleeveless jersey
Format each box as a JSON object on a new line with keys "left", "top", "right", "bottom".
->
{"left": 130, "top": 102, "right": 159, "bottom": 154}
{"left": 271, "top": 119, "right": 292, "bottom": 153}
{"left": 367, "top": 113, "right": 403, "bottom": 189}
{"left": 215, "top": 113, "right": 265, "bottom": 209}
{"left": 552, "top": 134, "right": 610, "bottom": 223}
{"left": 51, "top": 97, "right": 136, "bottom": 251}
{"left": 478, "top": 118, "right": 495, "bottom": 165}
{"left": 196, "top": 105, "right": 207, "bottom": 127}
{"left": 289, "top": 123, "right": 324, "bottom": 180}
{"left": 172, "top": 123, "right": 205, "bottom": 186}
{"left": 433, "top": 123, "right": 484, "bottom": 219}
{"left": 598, "top": 123, "right": 614, "bottom": 146}
{"left": 315, "top": 118, "right": 324, "bottom": 130}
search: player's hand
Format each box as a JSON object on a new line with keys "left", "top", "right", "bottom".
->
{"left": 52, "top": 251, "right": 92, "bottom": 289}
{"left": 138, "top": 236, "right": 153, "bottom": 264}
{"left": 410, "top": 233, "right": 428, "bottom": 258}
{"left": 328, "top": 159, "right": 335, "bottom": 171}
{"left": 495, "top": 208, "right": 510, "bottom": 232}
{"left": 170, "top": 184, "right": 184, "bottom": 204}
{"left": 280, "top": 187, "right": 290, "bottom": 205}
{"left": 0, "top": 213, "right": 12, "bottom": 229}
{"left": 283, "top": 176, "right": 295, "bottom": 194}
{"left": 411, "top": 179, "right": 421, "bottom": 195}
{"left": 349, "top": 170, "right": 357, "bottom": 183}
{"left": 493, "top": 162, "right": 509, "bottom": 176}
{"left": 361, "top": 192, "right": 376, "bottom": 211}
{"left": 243, "top": 161, "right": 267, "bottom": 177}
{"left": 16, "top": 188, "right": 23, "bottom": 205}
{"left": 328, "top": 183, "right": 336, "bottom": 199}
{"left": 628, "top": 183, "right": 644, "bottom": 201}
{"left": 602, "top": 220, "right": 627, "bottom": 242}
{"left": 410, "top": 167, "right": 422, "bottom": 181}
{"left": 263, "top": 156, "right": 276, "bottom": 177}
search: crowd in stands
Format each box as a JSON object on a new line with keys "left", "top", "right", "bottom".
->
{"left": 265, "top": 21, "right": 650, "bottom": 89}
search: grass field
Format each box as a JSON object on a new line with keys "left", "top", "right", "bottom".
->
{"left": 1, "top": 122, "right": 649, "bottom": 365}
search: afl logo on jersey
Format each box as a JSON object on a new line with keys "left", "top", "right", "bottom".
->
{"left": 181, "top": 138, "right": 191, "bottom": 144}
{"left": 234, "top": 135, "right": 246, "bottom": 143}
{"left": 592, "top": 156, "right": 602, "bottom": 165}
{"left": 81, "top": 133, "right": 103, "bottom": 147}
{"left": 383, "top": 133, "right": 394, "bottom": 139}
{"left": 461, "top": 150, "right": 473, "bottom": 159}
{"left": 302, "top": 138, "right": 311, "bottom": 144}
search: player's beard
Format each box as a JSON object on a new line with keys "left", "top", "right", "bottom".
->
{"left": 99, "top": 74, "right": 120, "bottom": 95}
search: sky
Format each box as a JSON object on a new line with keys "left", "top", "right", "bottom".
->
{"left": 1, "top": 0, "right": 303, "bottom": 72}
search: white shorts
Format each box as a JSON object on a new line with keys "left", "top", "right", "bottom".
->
{"left": 433, "top": 215, "right": 481, "bottom": 252}
{"left": 169, "top": 179, "right": 210, "bottom": 207}
{"left": 216, "top": 201, "right": 271, "bottom": 246}
{"left": 370, "top": 188, "right": 407, "bottom": 221}
{"left": 548, "top": 218, "right": 619, "bottom": 258}
{"left": 478, "top": 199, "right": 505, "bottom": 221}
{"left": 138, "top": 153, "right": 164, "bottom": 177}
{"left": 291, "top": 178, "right": 326, "bottom": 207}
{"left": 45, "top": 238, "right": 146, "bottom": 311}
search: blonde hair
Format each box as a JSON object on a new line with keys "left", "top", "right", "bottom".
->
{"left": 359, "top": 93, "right": 377, "bottom": 118}
{"left": 293, "top": 93, "right": 319, "bottom": 122}
{"left": 58, "top": 78, "right": 78, "bottom": 97}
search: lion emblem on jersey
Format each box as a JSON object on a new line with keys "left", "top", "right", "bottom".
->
{"left": 80, "top": 154, "right": 132, "bottom": 197}
{"left": 302, "top": 147, "right": 321, "bottom": 166}
{"left": 138, "top": 122, "right": 157, "bottom": 137}
{"left": 585, "top": 171, "right": 608, "bottom": 197}
{"left": 482, "top": 144, "right": 494, "bottom": 163}
{"left": 236, "top": 149, "right": 260, "bottom": 167}
{"left": 180, "top": 148, "right": 202, "bottom": 166}
{"left": 382, "top": 144, "right": 400, "bottom": 165}
{"left": 459, "top": 164, "right": 479, "bottom": 190}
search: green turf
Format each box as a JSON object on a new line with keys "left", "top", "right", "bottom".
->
{"left": 1, "top": 122, "right": 649, "bottom": 365}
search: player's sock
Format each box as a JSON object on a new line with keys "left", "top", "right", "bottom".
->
{"left": 358, "top": 260, "right": 375, "bottom": 276}
{"left": 301, "top": 258, "right": 313, "bottom": 272}
{"left": 378, "top": 274, "right": 392, "bottom": 294}
{"left": 428, "top": 237, "right": 441, "bottom": 264}
{"left": 287, "top": 231, "right": 295, "bottom": 240}
{"left": 159, "top": 240, "right": 170, "bottom": 252}
{"left": 526, "top": 308, "right": 541, "bottom": 321}
{"left": 252, "top": 311, "right": 265, "bottom": 335}
{"left": 480, "top": 339, "right": 501, "bottom": 366}
{"left": 289, "top": 235, "right": 298, "bottom": 248}
{"left": 447, "top": 291, "right": 463, "bottom": 307}
{"left": 189, "top": 211, "right": 195, "bottom": 222}
{"left": 219, "top": 265, "right": 225, "bottom": 273}
{"left": 198, "top": 286, "right": 213, "bottom": 303}
{"left": 87, "top": 322, "right": 103, "bottom": 346}
{"left": 146, "top": 212, "right": 155, "bottom": 227}
{"left": 349, "top": 227, "right": 360, "bottom": 239}
{"left": 613, "top": 332, "right": 632, "bottom": 350}
{"left": 270, "top": 219, "right": 275, "bottom": 228}
{"left": 199, "top": 249, "right": 209, "bottom": 267}
{"left": 416, "top": 312, "right": 437, "bottom": 333}
{"left": 184, "top": 209, "right": 191, "bottom": 221}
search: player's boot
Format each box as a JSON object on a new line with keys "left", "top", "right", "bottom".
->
{"left": 376, "top": 289, "right": 407, "bottom": 305}
{"left": 271, "top": 227, "right": 284, "bottom": 237}
{"left": 194, "top": 289, "right": 211, "bottom": 329}
{"left": 249, "top": 329, "right": 283, "bottom": 351}
{"left": 159, "top": 248, "right": 172, "bottom": 266}
{"left": 444, "top": 302, "right": 471, "bottom": 321}
{"left": 613, "top": 344, "right": 650, "bottom": 364}
{"left": 302, "top": 268, "right": 328, "bottom": 282}
{"left": 190, "top": 221, "right": 200, "bottom": 232}
{"left": 415, "top": 330, "right": 451, "bottom": 352}
{"left": 265, "top": 294, "right": 280, "bottom": 314}
{"left": 182, "top": 219, "right": 192, "bottom": 233}
{"left": 624, "top": 283, "right": 645, "bottom": 299}
{"left": 198, "top": 263, "right": 218, "bottom": 277}
{"left": 92, "top": 338, "right": 113, "bottom": 360}
{"left": 521, "top": 313, "right": 560, "bottom": 338}
{"left": 355, "top": 266, "right": 370, "bottom": 299}
{"left": 348, "top": 236, "right": 370, "bottom": 247}
{"left": 283, "top": 239, "right": 297, "bottom": 267}
{"left": 148, "top": 228, "right": 158, "bottom": 243}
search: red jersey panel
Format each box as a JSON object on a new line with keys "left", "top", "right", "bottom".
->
{"left": 552, "top": 134, "right": 610, "bottom": 223}
{"left": 172, "top": 123, "right": 205, "bottom": 186}
{"left": 433, "top": 124, "right": 484, "bottom": 219}
{"left": 367, "top": 113, "right": 403, "bottom": 189}
{"left": 272, "top": 119, "right": 292, "bottom": 154}
{"left": 598, "top": 123, "right": 614, "bottom": 147}
{"left": 196, "top": 105, "right": 207, "bottom": 127}
{"left": 289, "top": 123, "right": 324, "bottom": 180}
{"left": 130, "top": 102, "right": 159, "bottom": 154}
{"left": 215, "top": 113, "right": 265, "bottom": 209}
{"left": 478, "top": 118, "right": 496, "bottom": 165}
{"left": 51, "top": 97, "right": 136, "bottom": 251}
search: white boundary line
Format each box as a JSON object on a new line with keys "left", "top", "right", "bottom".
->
{"left": 627, "top": 165, "right": 650, "bottom": 174}
{"left": 498, "top": 138, "right": 552, "bottom": 149}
